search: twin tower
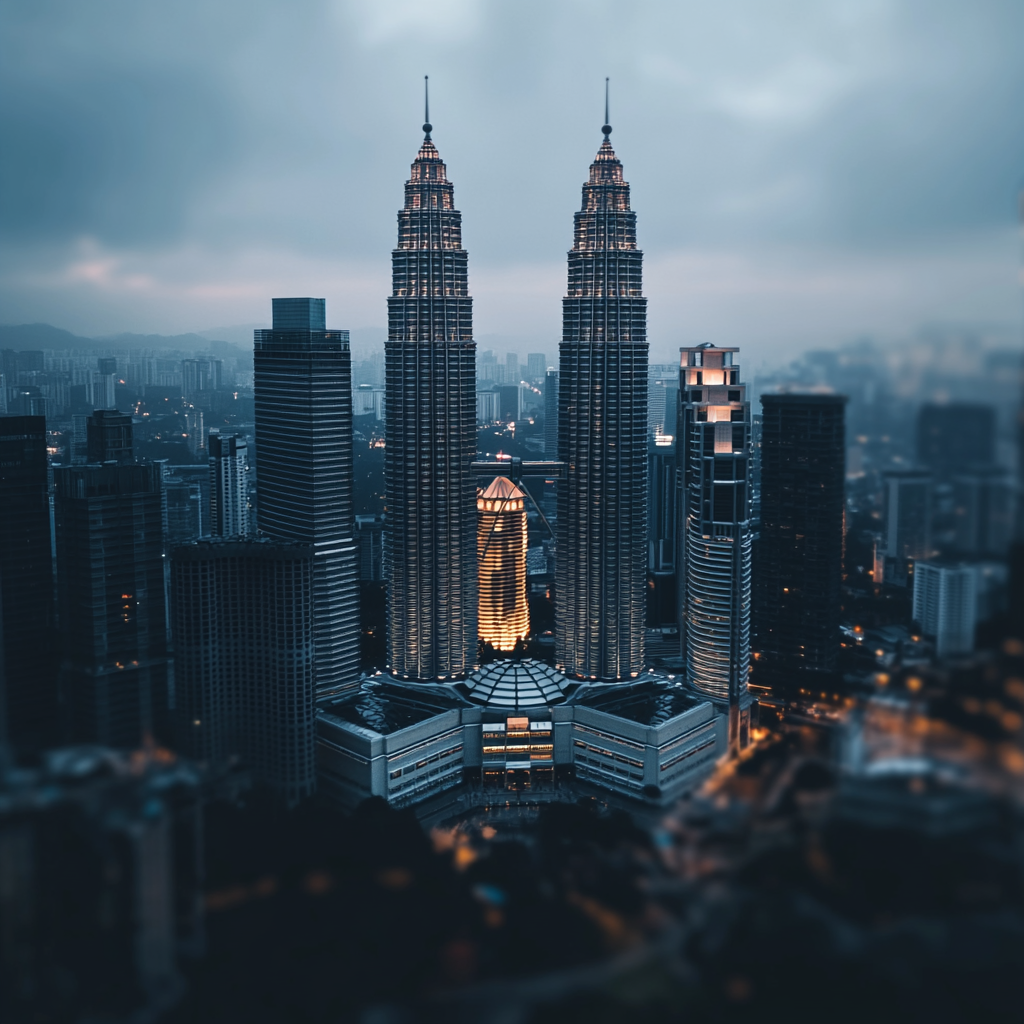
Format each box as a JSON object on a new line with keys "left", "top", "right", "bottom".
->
{"left": 385, "top": 111, "right": 648, "bottom": 684}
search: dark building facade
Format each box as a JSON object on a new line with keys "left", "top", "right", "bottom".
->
{"left": 384, "top": 121, "right": 477, "bottom": 681}
{"left": 171, "top": 539, "right": 315, "bottom": 805}
{"left": 678, "top": 345, "right": 752, "bottom": 749}
{"left": 916, "top": 403, "right": 995, "bottom": 478}
{"left": 86, "top": 409, "right": 134, "bottom": 465}
{"left": 544, "top": 369, "right": 559, "bottom": 457}
{"left": 254, "top": 298, "right": 359, "bottom": 694}
{"left": 53, "top": 464, "right": 168, "bottom": 747}
{"left": 0, "top": 416, "right": 57, "bottom": 749}
{"left": 208, "top": 431, "right": 248, "bottom": 538}
{"left": 556, "top": 119, "right": 648, "bottom": 681}
{"left": 647, "top": 435, "right": 678, "bottom": 627}
{"left": 753, "top": 394, "right": 846, "bottom": 681}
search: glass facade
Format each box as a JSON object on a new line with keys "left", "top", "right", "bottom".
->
{"left": 385, "top": 128, "right": 477, "bottom": 681}
{"left": 678, "top": 345, "right": 752, "bottom": 749}
{"left": 556, "top": 125, "right": 648, "bottom": 681}
{"left": 254, "top": 300, "right": 359, "bottom": 694}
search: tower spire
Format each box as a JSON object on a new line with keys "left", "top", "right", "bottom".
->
{"left": 423, "top": 75, "right": 432, "bottom": 139}
{"left": 602, "top": 77, "right": 611, "bottom": 137}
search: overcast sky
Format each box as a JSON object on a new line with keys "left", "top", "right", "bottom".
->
{"left": 1, "top": 0, "right": 1021, "bottom": 366}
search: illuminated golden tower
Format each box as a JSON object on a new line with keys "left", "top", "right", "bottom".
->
{"left": 477, "top": 477, "right": 529, "bottom": 652}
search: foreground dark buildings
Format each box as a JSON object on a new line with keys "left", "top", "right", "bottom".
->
{"left": 53, "top": 463, "right": 168, "bottom": 747}
{"left": 0, "top": 415, "right": 56, "bottom": 750}
{"left": 254, "top": 298, "right": 359, "bottom": 694}
{"left": 754, "top": 394, "right": 846, "bottom": 683}
{"left": 556, "top": 118, "right": 648, "bottom": 681}
{"left": 385, "top": 120, "right": 477, "bottom": 681}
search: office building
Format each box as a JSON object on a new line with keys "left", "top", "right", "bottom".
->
{"left": 544, "top": 369, "right": 558, "bottom": 456}
{"left": 913, "top": 561, "right": 977, "bottom": 657}
{"left": 54, "top": 464, "right": 168, "bottom": 747}
{"left": 384, "top": 116, "right": 477, "bottom": 681}
{"left": 917, "top": 403, "right": 995, "bottom": 478}
{"left": 355, "top": 514, "right": 385, "bottom": 581}
{"left": 255, "top": 297, "right": 360, "bottom": 693}
{"left": 477, "top": 477, "right": 530, "bottom": 652}
{"left": 678, "top": 344, "right": 753, "bottom": 749}
{"left": 0, "top": 416, "right": 57, "bottom": 750}
{"left": 648, "top": 363, "right": 679, "bottom": 438}
{"left": 754, "top": 394, "right": 846, "bottom": 680}
{"left": 208, "top": 430, "right": 248, "bottom": 538}
{"left": 647, "top": 433, "right": 678, "bottom": 628}
{"left": 883, "top": 470, "right": 932, "bottom": 582}
{"left": 316, "top": 669, "right": 726, "bottom": 809}
{"left": 952, "top": 468, "right": 1013, "bottom": 556}
{"left": 526, "top": 353, "right": 547, "bottom": 382}
{"left": 556, "top": 114, "right": 648, "bottom": 681}
{"left": 171, "top": 539, "right": 316, "bottom": 805}
{"left": 86, "top": 408, "right": 134, "bottom": 464}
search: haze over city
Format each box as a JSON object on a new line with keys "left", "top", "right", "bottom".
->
{"left": 2, "top": 0, "right": 1022, "bottom": 365}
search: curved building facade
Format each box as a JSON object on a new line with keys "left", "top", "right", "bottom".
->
{"left": 556, "top": 121, "right": 648, "bottom": 681}
{"left": 477, "top": 477, "right": 529, "bottom": 652}
{"left": 678, "top": 344, "right": 752, "bottom": 749}
{"left": 385, "top": 122, "right": 477, "bottom": 680}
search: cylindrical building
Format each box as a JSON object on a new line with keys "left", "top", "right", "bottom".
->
{"left": 678, "top": 345, "right": 752, "bottom": 749}
{"left": 556, "top": 117, "right": 648, "bottom": 681}
{"left": 477, "top": 477, "right": 529, "bottom": 652}
{"left": 385, "top": 119, "right": 477, "bottom": 681}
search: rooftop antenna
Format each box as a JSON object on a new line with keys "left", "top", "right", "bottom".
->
{"left": 602, "top": 77, "right": 611, "bottom": 137}
{"left": 423, "top": 75, "right": 432, "bottom": 139}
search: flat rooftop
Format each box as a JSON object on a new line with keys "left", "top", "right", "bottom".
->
{"left": 319, "top": 680, "right": 465, "bottom": 736}
{"left": 575, "top": 680, "right": 706, "bottom": 727}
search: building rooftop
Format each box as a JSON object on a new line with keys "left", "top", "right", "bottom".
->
{"left": 574, "top": 677, "right": 706, "bottom": 727}
{"left": 318, "top": 679, "right": 465, "bottom": 737}
{"left": 479, "top": 476, "right": 526, "bottom": 502}
{"left": 460, "top": 659, "right": 571, "bottom": 708}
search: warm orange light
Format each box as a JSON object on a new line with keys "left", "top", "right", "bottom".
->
{"left": 477, "top": 477, "right": 529, "bottom": 651}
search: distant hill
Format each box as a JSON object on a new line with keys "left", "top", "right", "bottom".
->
{"left": 0, "top": 323, "right": 250, "bottom": 362}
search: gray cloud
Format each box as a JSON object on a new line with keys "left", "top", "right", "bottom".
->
{"left": 0, "top": 0, "right": 1020, "bottom": 355}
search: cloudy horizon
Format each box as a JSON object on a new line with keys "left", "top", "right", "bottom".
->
{"left": 2, "top": 0, "right": 1022, "bottom": 369}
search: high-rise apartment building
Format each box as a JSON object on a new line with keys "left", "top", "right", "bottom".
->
{"left": 0, "top": 415, "right": 57, "bottom": 749}
{"left": 384, "top": 118, "right": 477, "bottom": 681}
{"left": 86, "top": 409, "right": 134, "bottom": 464}
{"left": 556, "top": 117, "right": 648, "bottom": 681}
{"left": 171, "top": 539, "right": 316, "bottom": 805}
{"left": 181, "top": 357, "right": 223, "bottom": 402}
{"left": 477, "top": 477, "right": 530, "bottom": 652}
{"left": 917, "top": 403, "right": 995, "bottom": 478}
{"left": 678, "top": 345, "right": 752, "bottom": 748}
{"left": 254, "top": 298, "right": 359, "bottom": 694}
{"left": 208, "top": 430, "right": 248, "bottom": 538}
{"left": 913, "top": 561, "right": 977, "bottom": 657}
{"left": 754, "top": 394, "right": 846, "bottom": 681}
{"left": 54, "top": 463, "right": 168, "bottom": 747}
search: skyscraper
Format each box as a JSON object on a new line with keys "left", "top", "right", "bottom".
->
{"left": 556, "top": 105, "right": 648, "bottom": 681}
{"left": 384, "top": 105, "right": 477, "bottom": 681}
{"left": 544, "top": 369, "right": 559, "bottom": 457}
{"left": 883, "top": 469, "right": 932, "bottom": 580}
{"left": 477, "top": 477, "right": 530, "bottom": 652}
{"left": 913, "top": 562, "right": 977, "bottom": 657}
{"left": 54, "top": 463, "right": 168, "bottom": 747}
{"left": 86, "top": 408, "right": 134, "bottom": 464}
{"left": 208, "top": 430, "right": 248, "bottom": 538}
{"left": 916, "top": 403, "right": 995, "bottom": 478}
{"left": 255, "top": 298, "right": 359, "bottom": 694}
{"left": 678, "top": 345, "right": 752, "bottom": 749}
{"left": 0, "top": 415, "right": 57, "bottom": 750}
{"left": 647, "top": 433, "right": 678, "bottom": 628}
{"left": 753, "top": 394, "right": 846, "bottom": 681}
{"left": 171, "top": 538, "right": 316, "bottom": 806}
